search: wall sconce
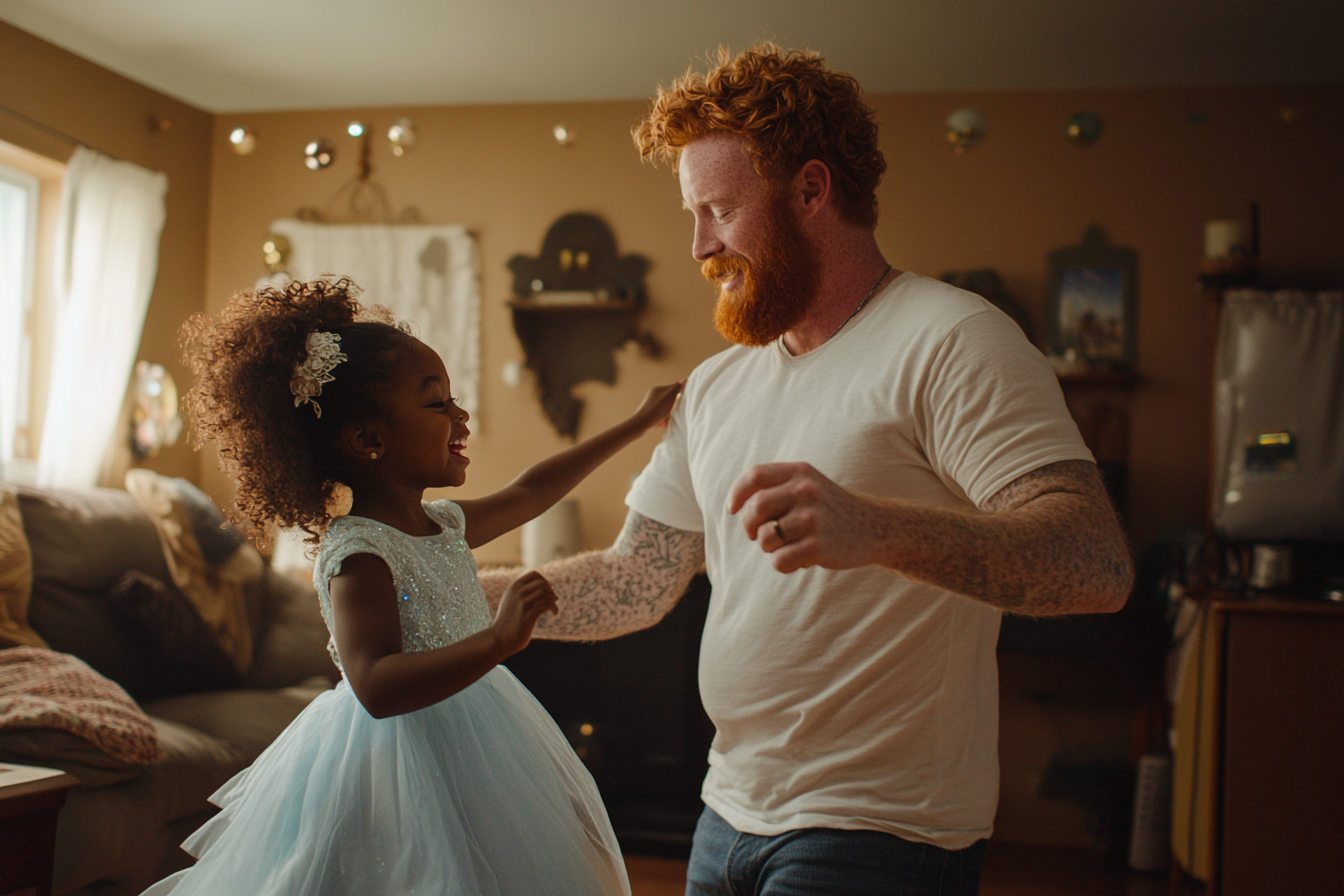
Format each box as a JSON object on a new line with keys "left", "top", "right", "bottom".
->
{"left": 131, "top": 361, "right": 182, "bottom": 458}
{"left": 228, "top": 126, "right": 257, "bottom": 155}
{"left": 304, "top": 138, "right": 336, "bottom": 170}
{"left": 552, "top": 123, "right": 576, "bottom": 147}
{"left": 1065, "top": 112, "right": 1105, "bottom": 147}
{"left": 388, "top": 118, "right": 416, "bottom": 156}
{"left": 945, "top": 108, "right": 987, "bottom": 153}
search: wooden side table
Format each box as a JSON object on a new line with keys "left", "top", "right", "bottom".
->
{"left": 0, "top": 764, "right": 80, "bottom": 896}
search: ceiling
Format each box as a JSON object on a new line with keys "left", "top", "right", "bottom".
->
{"left": 2, "top": 0, "right": 1341, "bottom": 113}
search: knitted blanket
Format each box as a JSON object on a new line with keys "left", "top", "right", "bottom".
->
{"left": 0, "top": 646, "right": 163, "bottom": 765}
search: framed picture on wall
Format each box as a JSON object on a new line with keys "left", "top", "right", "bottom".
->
{"left": 1048, "top": 224, "right": 1138, "bottom": 371}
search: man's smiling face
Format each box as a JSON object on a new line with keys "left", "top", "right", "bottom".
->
{"left": 678, "top": 133, "right": 819, "bottom": 346}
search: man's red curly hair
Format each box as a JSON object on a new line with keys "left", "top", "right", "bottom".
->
{"left": 634, "top": 43, "right": 886, "bottom": 230}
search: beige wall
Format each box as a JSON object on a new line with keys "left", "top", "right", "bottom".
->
{"left": 205, "top": 85, "right": 1344, "bottom": 563}
{"left": 0, "top": 20, "right": 213, "bottom": 483}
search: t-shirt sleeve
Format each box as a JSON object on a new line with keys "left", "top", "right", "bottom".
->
{"left": 626, "top": 390, "right": 706, "bottom": 533}
{"left": 919, "top": 309, "right": 1093, "bottom": 509}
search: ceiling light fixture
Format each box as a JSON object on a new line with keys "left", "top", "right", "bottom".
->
{"left": 228, "top": 126, "right": 257, "bottom": 155}
{"left": 945, "top": 108, "right": 987, "bottom": 153}
{"left": 387, "top": 118, "right": 416, "bottom": 156}
{"left": 304, "top": 138, "right": 336, "bottom": 170}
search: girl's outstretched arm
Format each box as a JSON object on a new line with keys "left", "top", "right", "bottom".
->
{"left": 457, "top": 382, "right": 682, "bottom": 549}
{"left": 329, "top": 553, "right": 556, "bottom": 718}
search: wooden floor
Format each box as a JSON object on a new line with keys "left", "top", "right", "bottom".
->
{"left": 625, "top": 843, "right": 1173, "bottom": 896}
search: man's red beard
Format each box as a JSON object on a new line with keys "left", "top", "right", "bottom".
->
{"left": 702, "top": 187, "right": 820, "bottom": 347}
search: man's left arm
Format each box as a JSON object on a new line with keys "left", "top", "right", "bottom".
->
{"left": 729, "top": 458, "right": 1133, "bottom": 616}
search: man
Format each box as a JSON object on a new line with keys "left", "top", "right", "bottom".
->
{"left": 487, "top": 44, "right": 1133, "bottom": 896}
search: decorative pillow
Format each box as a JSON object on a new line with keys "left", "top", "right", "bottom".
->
{"left": 125, "top": 470, "right": 264, "bottom": 674}
{"left": 0, "top": 486, "right": 48, "bottom": 650}
{"left": 106, "top": 570, "right": 243, "bottom": 695}
{"left": 0, "top": 646, "right": 163, "bottom": 766}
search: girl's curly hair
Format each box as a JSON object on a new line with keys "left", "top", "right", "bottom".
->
{"left": 180, "top": 277, "right": 414, "bottom": 544}
{"left": 633, "top": 43, "right": 886, "bottom": 229}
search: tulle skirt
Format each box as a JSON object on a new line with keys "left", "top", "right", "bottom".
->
{"left": 141, "top": 667, "right": 630, "bottom": 896}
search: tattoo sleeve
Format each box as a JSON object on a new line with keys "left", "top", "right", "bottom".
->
{"left": 893, "top": 459, "right": 1133, "bottom": 616}
{"left": 476, "top": 511, "right": 706, "bottom": 641}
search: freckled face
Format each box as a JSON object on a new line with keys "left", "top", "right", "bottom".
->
{"left": 678, "top": 133, "right": 819, "bottom": 346}
{"left": 378, "top": 340, "right": 471, "bottom": 488}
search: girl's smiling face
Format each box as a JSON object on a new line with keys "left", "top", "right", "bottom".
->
{"left": 376, "top": 339, "right": 470, "bottom": 488}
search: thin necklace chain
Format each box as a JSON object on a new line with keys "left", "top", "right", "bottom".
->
{"left": 828, "top": 263, "right": 892, "bottom": 342}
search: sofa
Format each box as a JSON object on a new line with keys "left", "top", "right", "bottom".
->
{"left": 0, "top": 477, "right": 339, "bottom": 895}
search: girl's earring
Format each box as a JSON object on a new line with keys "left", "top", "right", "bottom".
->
{"left": 370, "top": 452, "right": 378, "bottom": 460}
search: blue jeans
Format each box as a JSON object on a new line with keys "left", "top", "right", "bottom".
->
{"left": 685, "top": 806, "right": 987, "bottom": 896}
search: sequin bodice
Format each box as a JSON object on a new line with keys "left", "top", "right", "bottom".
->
{"left": 313, "top": 501, "right": 492, "bottom": 673}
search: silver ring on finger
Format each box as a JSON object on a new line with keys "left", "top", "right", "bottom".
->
{"left": 772, "top": 518, "right": 786, "bottom": 543}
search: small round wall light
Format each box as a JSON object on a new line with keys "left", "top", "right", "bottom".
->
{"left": 347, "top": 121, "right": 366, "bottom": 138}
{"left": 945, "top": 108, "right": 987, "bottom": 153}
{"left": 552, "top": 123, "right": 575, "bottom": 147}
{"left": 262, "top": 233, "right": 291, "bottom": 271}
{"left": 1065, "top": 111, "right": 1105, "bottom": 147}
{"left": 388, "top": 118, "right": 416, "bottom": 156}
{"left": 304, "top": 138, "right": 336, "bottom": 170}
{"left": 228, "top": 126, "right": 257, "bottom": 155}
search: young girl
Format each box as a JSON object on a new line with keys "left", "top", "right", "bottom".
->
{"left": 142, "top": 277, "right": 681, "bottom": 896}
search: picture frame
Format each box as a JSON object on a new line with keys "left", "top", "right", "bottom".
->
{"left": 1047, "top": 224, "right": 1138, "bottom": 371}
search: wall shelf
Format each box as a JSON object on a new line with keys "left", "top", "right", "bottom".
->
{"left": 508, "top": 299, "right": 641, "bottom": 314}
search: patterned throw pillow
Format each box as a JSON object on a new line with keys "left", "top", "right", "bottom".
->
{"left": 106, "top": 570, "right": 243, "bottom": 696}
{"left": 125, "top": 470, "right": 264, "bottom": 674}
{"left": 0, "top": 486, "right": 48, "bottom": 650}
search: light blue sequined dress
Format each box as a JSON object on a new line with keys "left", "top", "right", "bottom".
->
{"left": 142, "top": 500, "right": 630, "bottom": 896}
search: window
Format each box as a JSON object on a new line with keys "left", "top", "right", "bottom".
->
{"left": 0, "top": 140, "right": 65, "bottom": 482}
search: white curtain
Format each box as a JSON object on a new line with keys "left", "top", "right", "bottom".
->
{"left": 38, "top": 147, "right": 167, "bottom": 487}
{"left": 268, "top": 219, "right": 481, "bottom": 420}
{"left": 0, "top": 165, "right": 37, "bottom": 474}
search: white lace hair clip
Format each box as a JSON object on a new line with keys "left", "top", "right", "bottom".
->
{"left": 290, "top": 331, "right": 348, "bottom": 418}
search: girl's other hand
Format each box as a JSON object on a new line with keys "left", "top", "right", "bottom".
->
{"left": 631, "top": 381, "right": 684, "bottom": 431}
{"left": 491, "top": 570, "right": 558, "bottom": 657}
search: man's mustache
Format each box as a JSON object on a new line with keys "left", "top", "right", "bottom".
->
{"left": 702, "top": 256, "right": 748, "bottom": 283}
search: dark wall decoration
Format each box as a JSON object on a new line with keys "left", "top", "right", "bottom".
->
{"left": 507, "top": 213, "right": 657, "bottom": 438}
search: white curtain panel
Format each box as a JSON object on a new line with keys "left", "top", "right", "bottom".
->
{"left": 268, "top": 220, "right": 482, "bottom": 421}
{"left": 0, "top": 166, "right": 37, "bottom": 471}
{"left": 38, "top": 147, "right": 167, "bottom": 487}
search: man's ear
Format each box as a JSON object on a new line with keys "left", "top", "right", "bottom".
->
{"left": 795, "top": 159, "right": 832, "bottom": 219}
{"left": 338, "top": 419, "right": 385, "bottom": 462}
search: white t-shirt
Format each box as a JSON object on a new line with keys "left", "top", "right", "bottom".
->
{"left": 626, "top": 272, "right": 1092, "bottom": 849}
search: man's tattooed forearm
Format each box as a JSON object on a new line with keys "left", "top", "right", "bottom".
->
{"left": 531, "top": 512, "right": 705, "bottom": 640}
{"left": 904, "top": 459, "right": 1132, "bottom": 616}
